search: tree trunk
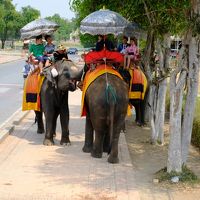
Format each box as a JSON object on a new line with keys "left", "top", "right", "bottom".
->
{"left": 142, "top": 29, "right": 154, "bottom": 82}
{"left": 167, "top": 43, "right": 187, "bottom": 173}
{"left": 149, "top": 84, "right": 157, "bottom": 144}
{"left": 142, "top": 30, "right": 154, "bottom": 122}
{"left": 181, "top": 38, "right": 200, "bottom": 164}
{"left": 1, "top": 39, "right": 5, "bottom": 49}
{"left": 167, "top": 70, "right": 186, "bottom": 173}
{"left": 157, "top": 79, "right": 167, "bottom": 144}
{"left": 150, "top": 36, "right": 170, "bottom": 144}
{"left": 155, "top": 36, "right": 170, "bottom": 144}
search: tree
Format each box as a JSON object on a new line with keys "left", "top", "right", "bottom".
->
{"left": 46, "top": 14, "right": 76, "bottom": 42}
{"left": 168, "top": 0, "right": 200, "bottom": 172}
{"left": 0, "top": 0, "right": 18, "bottom": 48}
{"left": 14, "top": 6, "right": 40, "bottom": 39}
{"left": 71, "top": 0, "right": 199, "bottom": 173}
{"left": 19, "top": 6, "right": 40, "bottom": 27}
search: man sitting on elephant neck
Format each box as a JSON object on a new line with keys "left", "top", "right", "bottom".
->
{"left": 53, "top": 44, "right": 69, "bottom": 62}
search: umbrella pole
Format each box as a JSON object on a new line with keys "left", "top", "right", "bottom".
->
{"left": 103, "top": 35, "right": 106, "bottom": 50}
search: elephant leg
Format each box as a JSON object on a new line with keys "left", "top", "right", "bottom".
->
{"left": 140, "top": 100, "right": 145, "bottom": 125}
{"left": 35, "top": 111, "right": 44, "bottom": 134}
{"left": 60, "top": 106, "right": 71, "bottom": 146}
{"left": 52, "top": 110, "right": 59, "bottom": 137}
{"left": 103, "top": 129, "right": 110, "bottom": 153}
{"left": 121, "top": 120, "right": 126, "bottom": 133}
{"left": 130, "top": 100, "right": 141, "bottom": 125}
{"left": 43, "top": 110, "right": 56, "bottom": 146}
{"left": 108, "top": 127, "right": 121, "bottom": 164}
{"left": 82, "top": 113, "right": 94, "bottom": 153}
{"left": 91, "top": 130, "right": 104, "bottom": 158}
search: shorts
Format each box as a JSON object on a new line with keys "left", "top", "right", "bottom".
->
{"left": 35, "top": 56, "right": 44, "bottom": 62}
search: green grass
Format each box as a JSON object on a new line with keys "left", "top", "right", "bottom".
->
{"left": 155, "top": 166, "right": 199, "bottom": 184}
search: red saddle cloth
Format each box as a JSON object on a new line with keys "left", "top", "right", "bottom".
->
{"left": 84, "top": 49, "right": 124, "bottom": 64}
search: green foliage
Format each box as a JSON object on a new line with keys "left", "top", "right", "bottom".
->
{"left": 71, "top": 0, "right": 191, "bottom": 36}
{"left": 155, "top": 166, "right": 199, "bottom": 183}
{"left": 80, "top": 34, "right": 97, "bottom": 48}
{"left": 191, "top": 98, "right": 200, "bottom": 150}
{"left": 19, "top": 6, "right": 40, "bottom": 27}
{"left": 0, "top": 0, "right": 19, "bottom": 48}
{"left": 46, "top": 15, "right": 77, "bottom": 42}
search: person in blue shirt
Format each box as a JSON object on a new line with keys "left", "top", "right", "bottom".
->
{"left": 117, "top": 36, "right": 129, "bottom": 54}
{"left": 22, "top": 59, "right": 34, "bottom": 87}
{"left": 43, "top": 35, "right": 56, "bottom": 67}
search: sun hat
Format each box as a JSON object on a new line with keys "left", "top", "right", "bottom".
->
{"left": 57, "top": 44, "right": 66, "bottom": 51}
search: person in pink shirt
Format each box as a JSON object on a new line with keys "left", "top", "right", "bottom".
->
{"left": 124, "top": 37, "right": 139, "bottom": 70}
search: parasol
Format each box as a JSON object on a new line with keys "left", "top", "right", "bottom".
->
{"left": 80, "top": 8, "right": 129, "bottom": 36}
{"left": 20, "top": 18, "right": 59, "bottom": 40}
{"left": 123, "top": 22, "right": 146, "bottom": 39}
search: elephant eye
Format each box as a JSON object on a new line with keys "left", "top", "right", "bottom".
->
{"left": 63, "top": 70, "right": 70, "bottom": 78}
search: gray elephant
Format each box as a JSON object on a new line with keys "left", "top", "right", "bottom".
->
{"left": 35, "top": 60, "right": 82, "bottom": 146}
{"left": 82, "top": 72, "right": 129, "bottom": 163}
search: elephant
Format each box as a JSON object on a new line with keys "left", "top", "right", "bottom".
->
{"left": 82, "top": 70, "right": 129, "bottom": 163}
{"left": 128, "top": 66, "right": 148, "bottom": 126}
{"left": 35, "top": 59, "right": 82, "bottom": 146}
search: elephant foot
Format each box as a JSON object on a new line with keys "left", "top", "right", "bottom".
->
{"left": 107, "top": 155, "right": 119, "bottom": 164}
{"left": 103, "top": 146, "right": 111, "bottom": 153}
{"left": 60, "top": 137, "right": 71, "bottom": 146}
{"left": 37, "top": 128, "right": 44, "bottom": 134}
{"left": 91, "top": 150, "right": 102, "bottom": 158}
{"left": 43, "top": 138, "right": 54, "bottom": 146}
{"left": 82, "top": 145, "right": 92, "bottom": 153}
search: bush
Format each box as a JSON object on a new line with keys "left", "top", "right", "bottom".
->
{"left": 191, "top": 98, "right": 200, "bottom": 150}
{"left": 192, "top": 118, "right": 200, "bottom": 150}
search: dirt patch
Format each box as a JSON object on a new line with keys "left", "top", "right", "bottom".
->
{"left": 124, "top": 116, "right": 200, "bottom": 200}
{"left": 74, "top": 193, "right": 116, "bottom": 200}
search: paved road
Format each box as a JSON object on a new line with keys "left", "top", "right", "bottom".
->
{"left": 0, "top": 54, "right": 83, "bottom": 128}
{"left": 0, "top": 88, "right": 137, "bottom": 200}
{"left": 0, "top": 60, "right": 24, "bottom": 126}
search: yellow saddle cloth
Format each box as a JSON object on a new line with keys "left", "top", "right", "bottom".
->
{"left": 81, "top": 65, "right": 123, "bottom": 116}
{"left": 22, "top": 71, "right": 45, "bottom": 111}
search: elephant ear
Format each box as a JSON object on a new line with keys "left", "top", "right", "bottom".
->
{"left": 62, "top": 60, "right": 83, "bottom": 80}
{"left": 42, "top": 66, "right": 57, "bottom": 85}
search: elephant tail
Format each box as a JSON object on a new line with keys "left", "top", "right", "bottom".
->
{"left": 105, "top": 84, "right": 116, "bottom": 154}
{"left": 108, "top": 101, "right": 115, "bottom": 154}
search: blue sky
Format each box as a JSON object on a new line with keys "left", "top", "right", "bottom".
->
{"left": 13, "top": 0, "right": 75, "bottom": 19}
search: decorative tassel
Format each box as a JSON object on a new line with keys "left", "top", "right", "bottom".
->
{"left": 105, "top": 84, "right": 117, "bottom": 104}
